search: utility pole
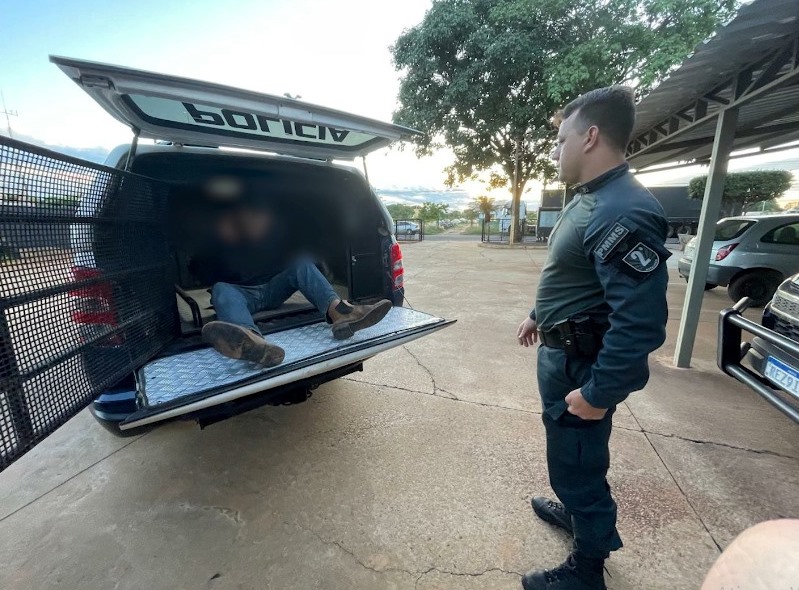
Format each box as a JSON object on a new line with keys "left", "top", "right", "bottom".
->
{"left": 1, "top": 90, "right": 18, "bottom": 139}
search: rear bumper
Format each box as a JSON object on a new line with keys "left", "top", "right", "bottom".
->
{"left": 91, "top": 361, "right": 368, "bottom": 436}
{"left": 678, "top": 259, "right": 740, "bottom": 286}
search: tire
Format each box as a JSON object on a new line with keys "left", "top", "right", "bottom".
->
{"left": 727, "top": 271, "right": 782, "bottom": 307}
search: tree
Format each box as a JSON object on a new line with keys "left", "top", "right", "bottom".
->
{"left": 471, "top": 196, "right": 496, "bottom": 223}
{"left": 464, "top": 209, "right": 478, "bottom": 226}
{"left": 392, "top": 0, "right": 736, "bottom": 241}
{"left": 688, "top": 171, "right": 793, "bottom": 217}
{"left": 746, "top": 199, "right": 784, "bottom": 214}
{"left": 386, "top": 203, "right": 417, "bottom": 220}
{"left": 418, "top": 201, "right": 450, "bottom": 226}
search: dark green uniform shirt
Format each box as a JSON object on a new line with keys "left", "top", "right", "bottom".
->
{"left": 532, "top": 164, "right": 671, "bottom": 409}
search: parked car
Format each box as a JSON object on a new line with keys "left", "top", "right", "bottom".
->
{"left": 0, "top": 57, "right": 454, "bottom": 471}
{"left": 678, "top": 214, "right": 799, "bottom": 306}
{"left": 394, "top": 221, "right": 420, "bottom": 235}
{"left": 718, "top": 272, "right": 799, "bottom": 423}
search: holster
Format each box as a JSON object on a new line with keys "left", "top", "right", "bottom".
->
{"left": 553, "top": 316, "right": 606, "bottom": 359}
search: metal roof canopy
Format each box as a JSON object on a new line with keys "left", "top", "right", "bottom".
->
{"left": 626, "top": 0, "right": 799, "bottom": 368}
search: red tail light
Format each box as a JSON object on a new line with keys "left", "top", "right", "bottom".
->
{"left": 715, "top": 243, "right": 738, "bottom": 261}
{"left": 70, "top": 266, "right": 122, "bottom": 345}
{"left": 389, "top": 243, "right": 404, "bottom": 289}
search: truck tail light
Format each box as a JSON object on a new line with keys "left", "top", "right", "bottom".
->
{"left": 70, "top": 266, "right": 123, "bottom": 346}
{"left": 389, "top": 243, "right": 404, "bottom": 289}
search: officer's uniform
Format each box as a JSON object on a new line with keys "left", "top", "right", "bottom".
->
{"left": 531, "top": 162, "right": 670, "bottom": 559}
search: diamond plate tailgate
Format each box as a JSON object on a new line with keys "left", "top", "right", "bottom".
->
{"left": 122, "top": 307, "right": 451, "bottom": 428}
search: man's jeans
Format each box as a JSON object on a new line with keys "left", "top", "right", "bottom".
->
{"left": 210, "top": 258, "right": 340, "bottom": 334}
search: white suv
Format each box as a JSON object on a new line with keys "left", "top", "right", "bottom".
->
{"left": 0, "top": 57, "right": 453, "bottom": 472}
{"left": 679, "top": 214, "right": 799, "bottom": 306}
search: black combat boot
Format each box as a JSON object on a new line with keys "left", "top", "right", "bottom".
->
{"left": 521, "top": 553, "right": 606, "bottom": 590}
{"left": 532, "top": 497, "right": 574, "bottom": 535}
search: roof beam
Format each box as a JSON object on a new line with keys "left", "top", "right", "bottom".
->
{"left": 745, "top": 42, "right": 794, "bottom": 94}
{"left": 628, "top": 35, "right": 799, "bottom": 163}
{"left": 640, "top": 120, "right": 799, "bottom": 155}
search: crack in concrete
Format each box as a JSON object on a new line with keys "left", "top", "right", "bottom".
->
{"left": 0, "top": 432, "right": 147, "bottom": 524}
{"left": 613, "top": 421, "right": 798, "bottom": 460}
{"left": 621, "top": 402, "right": 724, "bottom": 553}
{"left": 414, "top": 566, "right": 523, "bottom": 589}
{"left": 646, "top": 430, "right": 799, "bottom": 460}
{"left": 402, "top": 346, "right": 459, "bottom": 400}
{"left": 297, "top": 522, "right": 523, "bottom": 586}
{"left": 298, "top": 524, "right": 415, "bottom": 578}
{"left": 342, "top": 376, "right": 541, "bottom": 416}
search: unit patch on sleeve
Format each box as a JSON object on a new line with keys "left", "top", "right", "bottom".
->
{"left": 594, "top": 222, "right": 630, "bottom": 261}
{"left": 622, "top": 242, "right": 660, "bottom": 273}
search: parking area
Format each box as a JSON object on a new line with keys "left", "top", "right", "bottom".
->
{"left": 1, "top": 240, "right": 797, "bottom": 590}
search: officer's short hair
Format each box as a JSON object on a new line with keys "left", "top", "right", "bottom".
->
{"left": 562, "top": 86, "right": 636, "bottom": 152}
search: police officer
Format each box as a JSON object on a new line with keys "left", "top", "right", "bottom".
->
{"left": 517, "top": 86, "right": 670, "bottom": 590}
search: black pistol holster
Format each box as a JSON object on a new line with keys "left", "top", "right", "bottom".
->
{"left": 551, "top": 316, "right": 605, "bottom": 359}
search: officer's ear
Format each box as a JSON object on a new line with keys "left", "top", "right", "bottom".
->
{"left": 583, "top": 125, "right": 600, "bottom": 153}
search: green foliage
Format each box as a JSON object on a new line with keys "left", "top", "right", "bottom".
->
{"left": 417, "top": 201, "right": 450, "bottom": 222}
{"left": 391, "top": 0, "right": 735, "bottom": 210}
{"left": 688, "top": 171, "right": 792, "bottom": 216}
{"left": 386, "top": 203, "right": 417, "bottom": 220}
{"left": 470, "top": 196, "right": 496, "bottom": 222}
{"left": 746, "top": 199, "right": 783, "bottom": 213}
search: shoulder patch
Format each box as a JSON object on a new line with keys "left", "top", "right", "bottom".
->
{"left": 594, "top": 222, "right": 630, "bottom": 260}
{"left": 622, "top": 242, "right": 659, "bottom": 273}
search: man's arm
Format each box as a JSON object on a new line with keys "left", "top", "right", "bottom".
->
{"left": 578, "top": 212, "right": 671, "bottom": 409}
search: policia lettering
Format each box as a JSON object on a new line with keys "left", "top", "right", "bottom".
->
{"left": 182, "top": 102, "right": 351, "bottom": 143}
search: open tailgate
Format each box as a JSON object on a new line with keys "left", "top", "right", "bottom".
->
{"left": 122, "top": 307, "right": 453, "bottom": 429}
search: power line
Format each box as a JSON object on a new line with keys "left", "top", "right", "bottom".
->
{"left": 1, "top": 89, "right": 19, "bottom": 139}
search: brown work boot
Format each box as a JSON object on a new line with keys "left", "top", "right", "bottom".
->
{"left": 202, "top": 321, "right": 285, "bottom": 367}
{"left": 329, "top": 299, "right": 393, "bottom": 340}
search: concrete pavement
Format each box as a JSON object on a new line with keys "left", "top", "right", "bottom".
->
{"left": 1, "top": 240, "right": 798, "bottom": 590}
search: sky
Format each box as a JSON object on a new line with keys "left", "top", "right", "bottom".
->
{"left": 0, "top": 0, "right": 467, "bottom": 194}
{"left": 2, "top": 0, "right": 798, "bottom": 209}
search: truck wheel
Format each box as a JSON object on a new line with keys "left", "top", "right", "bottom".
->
{"left": 727, "top": 271, "right": 782, "bottom": 307}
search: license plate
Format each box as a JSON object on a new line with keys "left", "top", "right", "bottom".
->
{"left": 764, "top": 356, "right": 799, "bottom": 398}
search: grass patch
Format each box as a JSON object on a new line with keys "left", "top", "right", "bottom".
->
{"left": 423, "top": 224, "right": 444, "bottom": 235}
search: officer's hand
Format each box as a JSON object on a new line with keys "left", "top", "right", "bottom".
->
{"left": 565, "top": 389, "right": 607, "bottom": 420}
{"left": 517, "top": 317, "right": 538, "bottom": 347}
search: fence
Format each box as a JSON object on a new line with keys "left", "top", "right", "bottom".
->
{"left": 481, "top": 219, "right": 540, "bottom": 244}
{"left": 393, "top": 218, "right": 424, "bottom": 242}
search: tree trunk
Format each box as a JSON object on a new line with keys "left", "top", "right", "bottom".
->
{"left": 510, "top": 181, "right": 521, "bottom": 243}
{"left": 509, "top": 140, "right": 522, "bottom": 244}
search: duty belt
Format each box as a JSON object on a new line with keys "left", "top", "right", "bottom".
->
{"left": 539, "top": 328, "right": 567, "bottom": 349}
{"left": 539, "top": 317, "right": 609, "bottom": 358}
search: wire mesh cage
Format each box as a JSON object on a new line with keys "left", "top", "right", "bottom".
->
{"left": 0, "top": 136, "right": 177, "bottom": 471}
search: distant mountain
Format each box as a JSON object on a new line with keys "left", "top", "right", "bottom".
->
{"left": 2, "top": 132, "right": 110, "bottom": 165}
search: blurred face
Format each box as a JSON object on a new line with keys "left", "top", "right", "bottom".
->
{"left": 215, "top": 206, "right": 273, "bottom": 244}
{"left": 551, "top": 112, "right": 584, "bottom": 185}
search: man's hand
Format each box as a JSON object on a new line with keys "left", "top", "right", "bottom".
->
{"left": 517, "top": 317, "right": 538, "bottom": 347}
{"left": 565, "top": 389, "right": 607, "bottom": 420}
